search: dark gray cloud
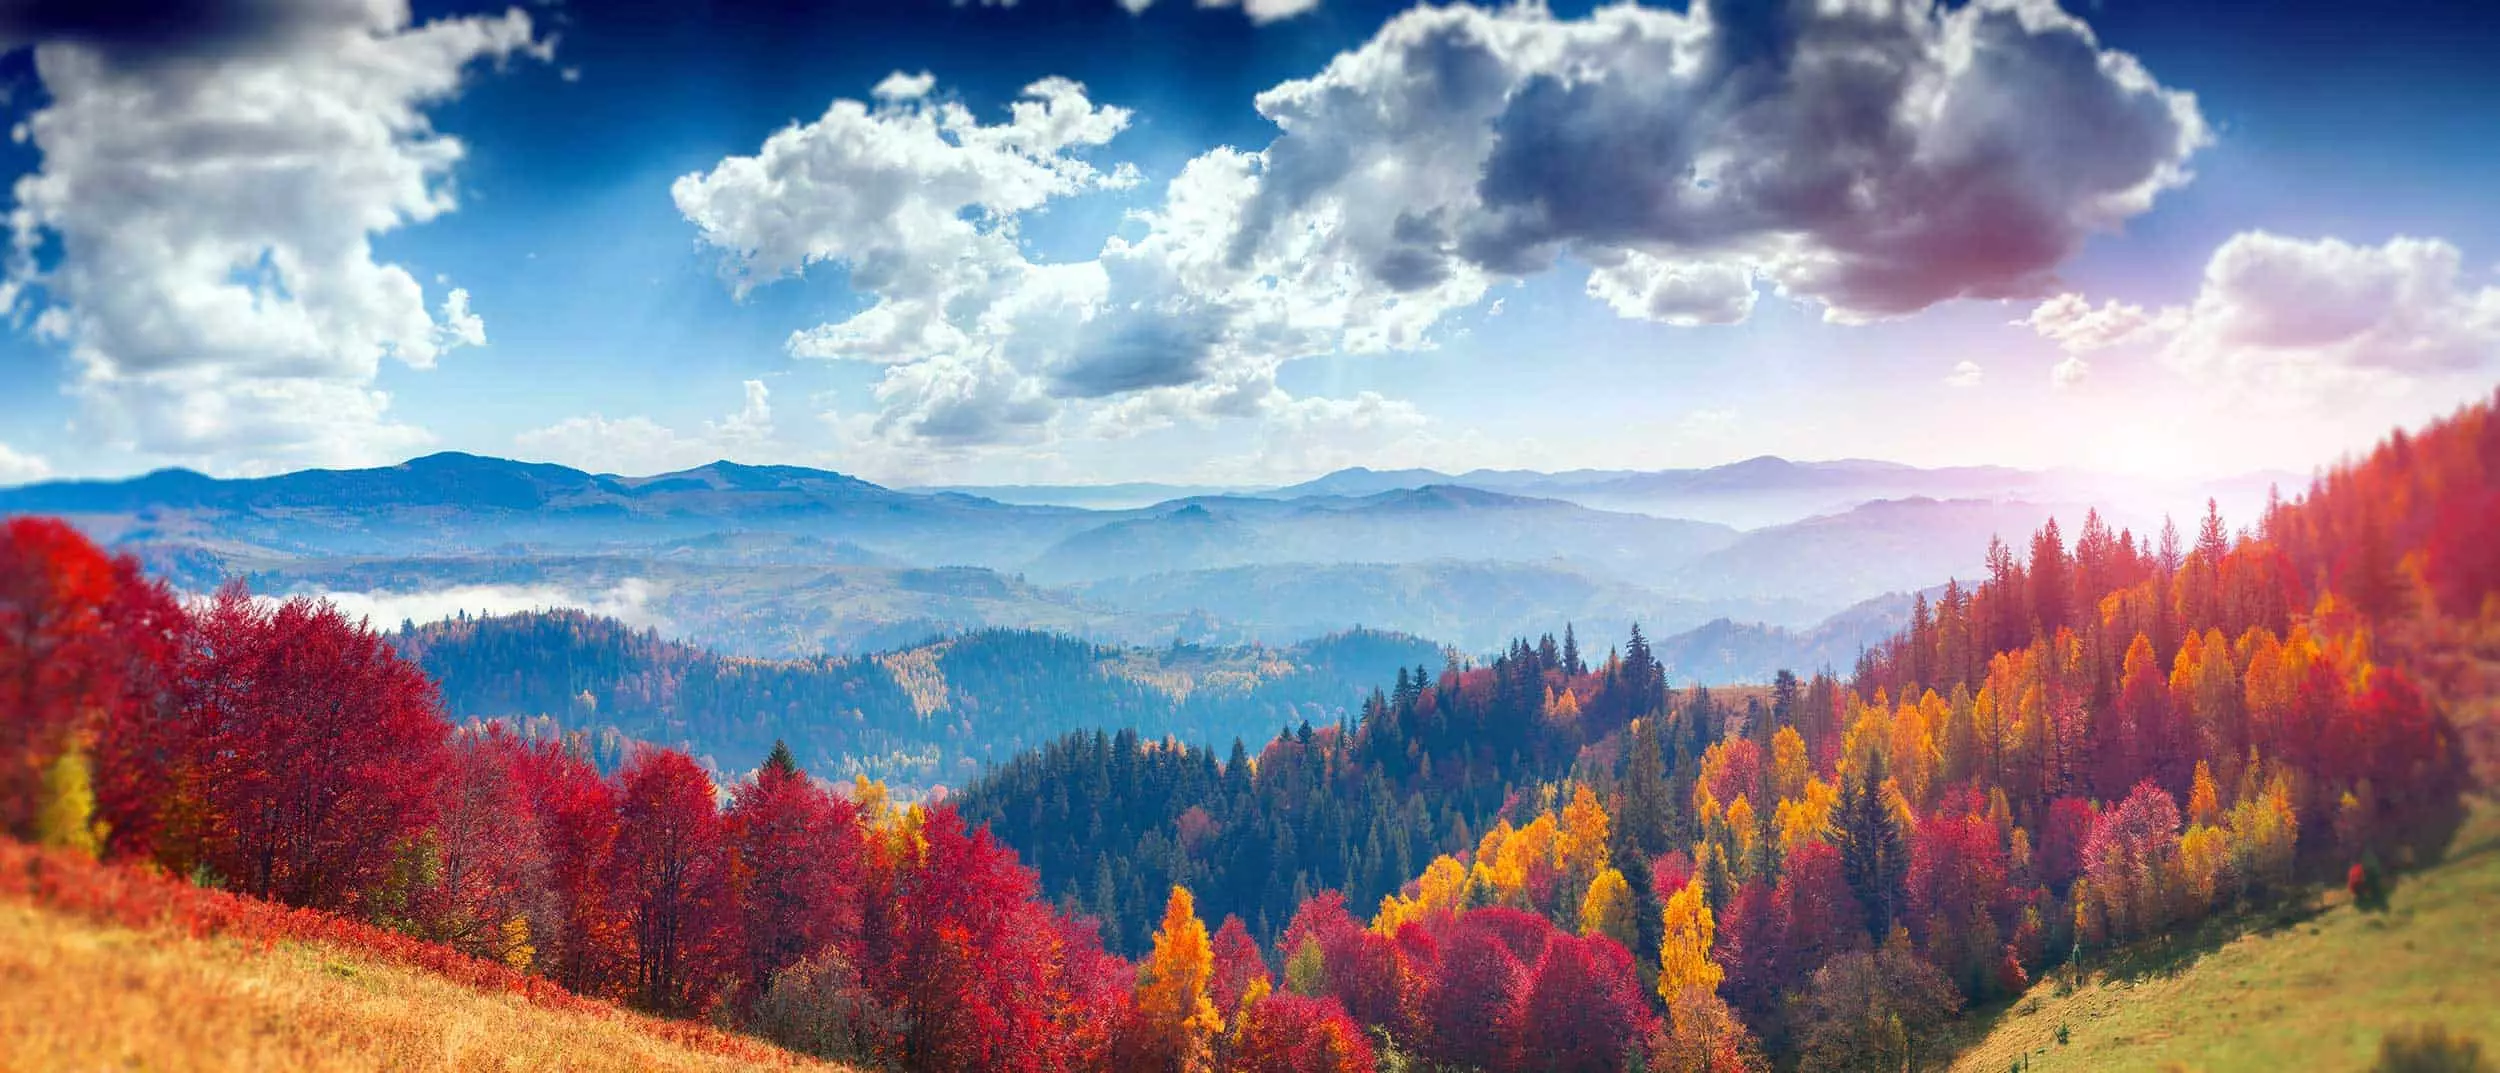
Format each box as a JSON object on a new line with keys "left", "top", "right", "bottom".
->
{"left": 0, "top": 0, "right": 389, "bottom": 67}
{"left": 1236, "top": 0, "right": 2209, "bottom": 323}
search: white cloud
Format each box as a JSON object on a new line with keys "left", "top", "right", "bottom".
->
{"left": 2025, "top": 232, "right": 2500, "bottom": 400}
{"left": 1583, "top": 252, "right": 1755, "bottom": 326}
{"left": 2172, "top": 233, "right": 2500, "bottom": 389}
{"left": 437, "top": 287, "right": 487, "bottom": 349}
{"left": 1198, "top": 0, "right": 1321, "bottom": 23}
{"left": 0, "top": 441, "right": 52, "bottom": 484}
{"left": 3, "top": 2, "right": 546, "bottom": 474}
{"left": 2021, "top": 292, "right": 2170, "bottom": 352}
{"left": 686, "top": 0, "right": 2202, "bottom": 461}
{"left": 2052, "top": 354, "right": 2090, "bottom": 390}
{"left": 289, "top": 578, "right": 663, "bottom": 632}
{"left": 514, "top": 379, "right": 778, "bottom": 474}
{"left": 1945, "top": 360, "right": 1984, "bottom": 389}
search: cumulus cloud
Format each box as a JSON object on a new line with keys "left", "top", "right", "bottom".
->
{"left": 289, "top": 578, "right": 663, "bottom": 631}
{"left": 687, "top": 0, "right": 2202, "bottom": 456}
{"left": 1945, "top": 360, "right": 1984, "bottom": 388}
{"left": 2, "top": 0, "right": 546, "bottom": 474}
{"left": 2051, "top": 354, "right": 2090, "bottom": 390}
{"left": 1233, "top": 0, "right": 2206, "bottom": 323}
{"left": 1583, "top": 252, "right": 1755, "bottom": 326}
{"left": 0, "top": 441, "right": 52, "bottom": 484}
{"left": 2025, "top": 232, "right": 2500, "bottom": 399}
{"left": 514, "top": 379, "right": 778, "bottom": 474}
{"left": 2021, "top": 292, "right": 2171, "bottom": 352}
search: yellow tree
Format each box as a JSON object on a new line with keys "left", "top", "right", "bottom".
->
{"left": 1578, "top": 866, "right": 1637, "bottom": 952}
{"left": 35, "top": 746, "right": 104, "bottom": 858}
{"left": 1657, "top": 877, "right": 1722, "bottom": 1002}
{"left": 1769, "top": 726, "right": 1811, "bottom": 803}
{"left": 1557, "top": 783, "right": 1612, "bottom": 912}
{"left": 1135, "top": 886, "right": 1224, "bottom": 1071}
{"left": 1376, "top": 855, "right": 1468, "bottom": 934}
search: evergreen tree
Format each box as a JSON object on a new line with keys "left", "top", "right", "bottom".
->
{"left": 1837, "top": 752, "right": 1907, "bottom": 942}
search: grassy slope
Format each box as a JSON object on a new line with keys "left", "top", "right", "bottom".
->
{"left": 1946, "top": 797, "right": 2500, "bottom": 1073}
{"left": 0, "top": 899, "right": 846, "bottom": 1073}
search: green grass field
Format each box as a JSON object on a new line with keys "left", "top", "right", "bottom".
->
{"left": 1945, "top": 796, "right": 2500, "bottom": 1073}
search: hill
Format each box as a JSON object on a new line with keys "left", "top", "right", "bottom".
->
{"left": 0, "top": 900, "right": 841, "bottom": 1073}
{"left": 1663, "top": 496, "right": 2070, "bottom": 608}
{"left": 1022, "top": 485, "right": 1740, "bottom": 586}
{"left": 1946, "top": 797, "right": 2500, "bottom": 1073}
{"left": 393, "top": 610, "right": 1447, "bottom": 788}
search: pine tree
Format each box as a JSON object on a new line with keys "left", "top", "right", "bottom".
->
{"left": 1838, "top": 752, "right": 1908, "bottom": 942}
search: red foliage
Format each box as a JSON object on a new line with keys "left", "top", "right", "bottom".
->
{"left": 609, "top": 747, "right": 736, "bottom": 1015}
{"left": 1422, "top": 912, "right": 1526, "bottom": 1070}
{"left": 1231, "top": 993, "right": 1376, "bottom": 1073}
{"left": 1714, "top": 880, "right": 1782, "bottom": 1026}
{"left": 1772, "top": 840, "right": 1865, "bottom": 984}
{"left": 188, "top": 587, "right": 451, "bottom": 912}
{"left": 1906, "top": 811, "right": 2016, "bottom": 998}
{"left": 870, "top": 806, "right": 1085, "bottom": 1073}
{"left": 507, "top": 737, "right": 623, "bottom": 995}
{"left": 1518, "top": 932, "right": 1653, "bottom": 1073}
{"left": 2036, "top": 797, "right": 2098, "bottom": 892}
{"left": 1211, "top": 912, "right": 1269, "bottom": 1013}
{"left": 726, "top": 755, "right": 864, "bottom": 1000}
{"left": 0, "top": 519, "right": 179, "bottom": 840}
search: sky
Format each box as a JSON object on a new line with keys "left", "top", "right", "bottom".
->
{"left": 0, "top": 0, "right": 2495, "bottom": 489}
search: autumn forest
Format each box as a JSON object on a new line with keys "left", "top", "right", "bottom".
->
{"left": 1, "top": 388, "right": 2492, "bottom": 1072}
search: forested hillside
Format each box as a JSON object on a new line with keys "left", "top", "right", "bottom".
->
{"left": 2, "top": 392, "right": 2494, "bottom": 1073}
{"left": 394, "top": 610, "right": 1443, "bottom": 789}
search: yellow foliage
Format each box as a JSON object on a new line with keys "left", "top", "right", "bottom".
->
{"left": 1658, "top": 879, "right": 1722, "bottom": 1001}
{"left": 1558, "top": 783, "right": 1612, "bottom": 878}
{"left": 1769, "top": 726, "right": 1810, "bottom": 803}
{"left": 1773, "top": 776, "right": 1839, "bottom": 855}
{"left": 36, "top": 747, "right": 106, "bottom": 859}
{"left": 1375, "top": 856, "right": 1469, "bottom": 934}
{"left": 1579, "top": 867, "right": 1637, "bottom": 952}
{"left": 1137, "top": 886, "right": 1224, "bottom": 1045}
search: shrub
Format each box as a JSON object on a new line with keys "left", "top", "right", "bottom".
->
{"left": 2374, "top": 1025, "right": 2492, "bottom": 1073}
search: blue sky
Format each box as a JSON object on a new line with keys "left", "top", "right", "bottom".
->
{"left": 0, "top": 0, "right": 2495, "bottom": 487}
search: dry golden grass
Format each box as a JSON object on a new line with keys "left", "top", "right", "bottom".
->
{"left": 0, "top": 899, "right": 849, "bottom": 1073}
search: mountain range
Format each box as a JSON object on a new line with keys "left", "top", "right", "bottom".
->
{"left": 0, "top": 450, "right": 2262, "bottom": 670}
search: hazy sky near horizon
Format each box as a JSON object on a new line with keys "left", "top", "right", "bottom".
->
{"left": 0, "top": 0, "right": 2495, "bottom": 487}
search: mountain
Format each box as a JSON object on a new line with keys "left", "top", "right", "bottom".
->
{"left": 1262, "top": 466, "right": 1460, "bottom": 498}
{"left": 1259, "top": 456, "right": 2249, "bottom": 529}
{"left": 393, "top": 609, "right": 1447, "bottom": 791}
{"left": 0, "top": 452, "right": 1104, "bottom": 566}
{"left": 1662, "top": 496, "right": 2068, "bottom": 609}
{"left": 1025, "top": 485, "right": 1740, "bottom": 585}
{"left": 1076, "top": 559, "right": 1815, "bottom": 654}
{"left": 905, "top": 481, "right": 1244, "bottom": 510}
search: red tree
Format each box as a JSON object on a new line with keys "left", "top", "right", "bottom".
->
{"left": 0, "top": 519, "right": 180, "bottom": 840}
{"left": 726, "top": 745, "right": 864, "bottom": 1001}
{"left": 188, "top": 588, "right": 450, "bottom": 911}
{"left": 1906, "top": 811, "right": 2015, "bottom": 998}
{"left": 1518, "top": 932, "right": 1652, "bottom": 1073}
{"left": 1773, "top": 840, "right": 1866, "bottom": 984}
{"left": 609, "top": 747, "right": 735, "bottom": 1014}
{"left": 405, "top": 725, "right": 552, "bottom": 965}
{"left": 508, "top": 737, "right": 623, "bottom": 996}
{"left": 1212, "top": 913, "right": 1269, "bottom": 1014}
{"left": 1423, "top": 911, "right": 1527, "bottom": 1070}
{"left": 1232, "top": 993, "right": 1376, "bottom": 1073}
